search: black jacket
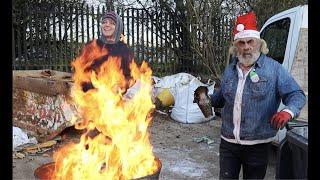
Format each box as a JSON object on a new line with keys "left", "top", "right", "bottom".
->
{"left": 75, "top": 38, "right": 134, "bottom": 92}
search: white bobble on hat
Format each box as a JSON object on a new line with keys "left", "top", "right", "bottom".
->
{"left": 236, "top": 24, "right": 245, "bottom": 32}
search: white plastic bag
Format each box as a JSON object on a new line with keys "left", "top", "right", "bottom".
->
{"left": 123, "top": 80, "right": 143, "bottom": 100}
{"left": 123, "top": 80, "right": 158, "bottom": 103}
{"left": 13, "top": 126, "right": 38, "bottom": 151}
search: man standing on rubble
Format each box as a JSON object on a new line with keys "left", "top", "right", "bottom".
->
{"left": 207, "top": 11, "right": 306, "bottom": 179}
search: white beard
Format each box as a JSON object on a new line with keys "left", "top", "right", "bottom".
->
{"left": 238, "top": 51, "right": 261, "bottom": 66}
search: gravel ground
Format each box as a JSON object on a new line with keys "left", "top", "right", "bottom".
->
{"left": 12, "top": 111, "right": 277, "bottom": 179}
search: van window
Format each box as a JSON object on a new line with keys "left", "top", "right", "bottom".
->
{"left": 260, "top": 18, "right": 290, "bottom": 64}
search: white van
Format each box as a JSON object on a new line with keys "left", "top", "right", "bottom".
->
{"left": 259, "top": 5, "right": 308, "bottom": 145}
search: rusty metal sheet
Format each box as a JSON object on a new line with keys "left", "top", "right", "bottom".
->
{"left": 13, "top": 70, "right": 78, "bottom": 142}
{"left": 13, "top": 69, "right": 73, "bottom": 96}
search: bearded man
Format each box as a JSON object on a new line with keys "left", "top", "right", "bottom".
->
{"left": 207, "top": 11, "right": 306, "bottom": 179}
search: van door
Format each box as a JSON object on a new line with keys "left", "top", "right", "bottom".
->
{"left": 260, "top": 5, "right": 303, "bottom": 71}
{"left": 259, "top": 5, "right": 306, "bottom": 145}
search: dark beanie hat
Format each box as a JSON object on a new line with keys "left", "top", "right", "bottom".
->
{"left": 102, "top": 11, "right": 117, "bottom": 23}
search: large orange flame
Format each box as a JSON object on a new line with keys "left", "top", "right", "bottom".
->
{"left": 52, "top": 40, "right": 158, "bottom": 179}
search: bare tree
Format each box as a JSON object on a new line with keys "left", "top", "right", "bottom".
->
{"left": 114, "top": 0, "right": 235, "bottom": 82}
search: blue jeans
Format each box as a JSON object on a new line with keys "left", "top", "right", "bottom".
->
{"left": 219, "top": 138, "right": 271, "bottom": 179}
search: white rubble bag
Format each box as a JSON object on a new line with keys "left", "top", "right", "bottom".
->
{"left": 171, "top": 75, "right": 215, "bottom": 123}
{"left": 152, "top": 74, "right": 188, "bottom": 98}
{"left": 153, "top": 73, "right": 215, "bottom": 123}
{"left": 152, "top": 74, "right": 185, "bottom": 107}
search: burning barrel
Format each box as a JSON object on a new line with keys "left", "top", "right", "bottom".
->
{"left": 34, "top": 157, "right": 162, "bottom": 180}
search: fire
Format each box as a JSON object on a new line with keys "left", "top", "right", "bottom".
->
{"left": 52, "top": 40, "right": 159, "bottom": 179}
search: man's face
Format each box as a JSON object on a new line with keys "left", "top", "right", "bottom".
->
{"left": 235, "top": 37, "right": 261, "bottom": 66}
{"left": 101, "top": 18, "right": 116, "bottom": 37}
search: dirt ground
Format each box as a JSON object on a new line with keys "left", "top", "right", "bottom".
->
{"left": 12, "top": 111, "right": 277, "bottom": 179}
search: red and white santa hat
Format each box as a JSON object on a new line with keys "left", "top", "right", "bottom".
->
{"left": 233, "top": 11, "right": 260, "bottom": 40}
